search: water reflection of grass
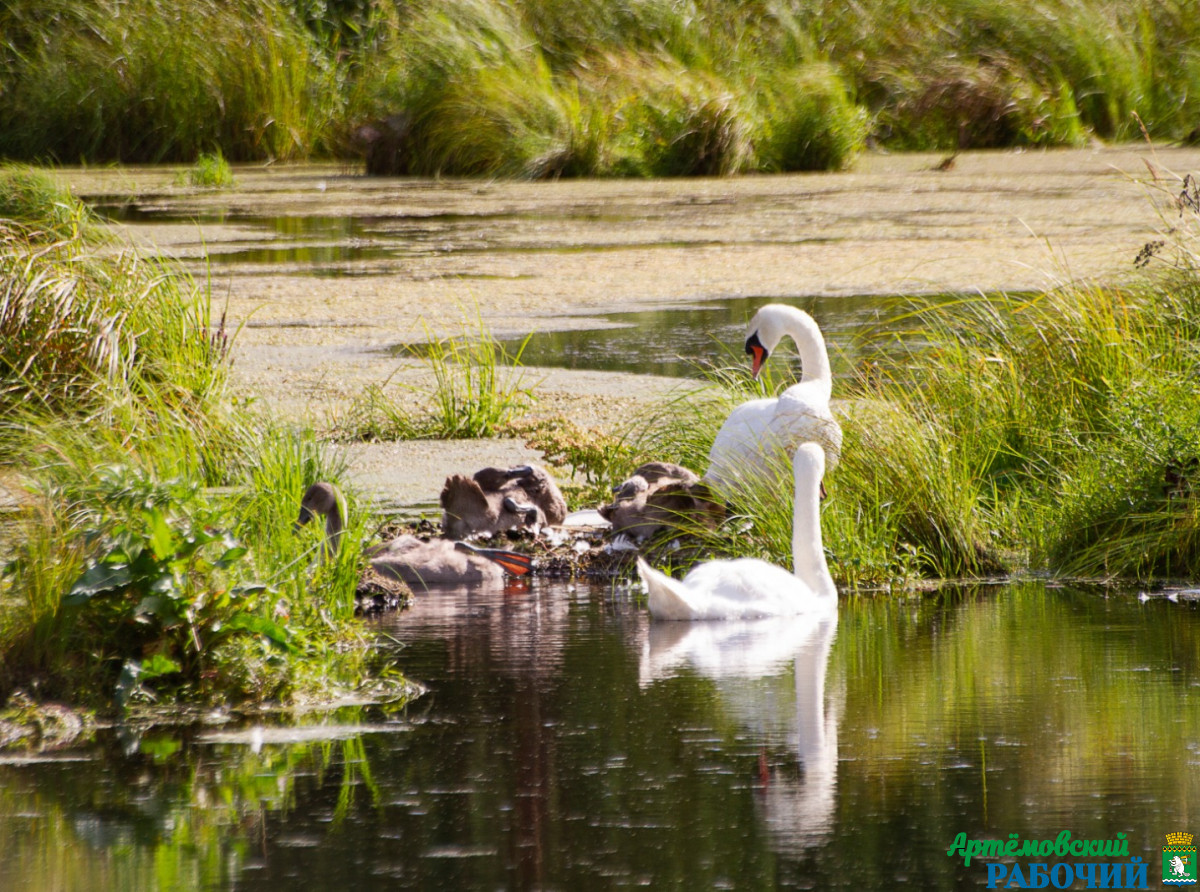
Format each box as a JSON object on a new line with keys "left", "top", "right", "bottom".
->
{"left": 0, "top": 724, "right": 378, "bottom": 889}
{"left": 834, "top": 585, "right": 1200, "bottom": 856}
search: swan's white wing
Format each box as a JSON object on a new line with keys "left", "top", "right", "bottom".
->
{"left": 706, "top": 397, "right": 777, "bottom": 490}
{"left": 680, "top": 558, "right": 819, "bottom": 619}
{"left": 770, "top": 383, "right": 843, "bottom": 469}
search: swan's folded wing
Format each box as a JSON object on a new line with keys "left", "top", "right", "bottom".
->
{"left": 769, "top": 387, "right": 843, "bottom": 468}
{"left": 706, "top": 398, "right": 777, "bottom": 488}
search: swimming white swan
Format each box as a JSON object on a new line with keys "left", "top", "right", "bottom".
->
{"left": 297, "top": 482, "right": 532, "bottom": 588}
{"left": 705, "top": 304, "right": 842, "bottom": 496}
{"left": 637, "top": 442, "right": 838, "bottom": 621}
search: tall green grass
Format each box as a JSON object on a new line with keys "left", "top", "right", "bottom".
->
{"left": 0, "top": 217, "right": 399, "bottom": 708}
{"left": 5, "top": 0, "right": 1194, "bottom": 168}
{"left": 339, "top": 314, "right": 537, "bottom": 440}
{"left": 0, "top": 0, "right": 336, "bottom": 163}
{"left": 0, "top": 166, "right": 97, "bottom": 238}
{"left": 613, "top": 173, "right": 1200, "bottom": 585}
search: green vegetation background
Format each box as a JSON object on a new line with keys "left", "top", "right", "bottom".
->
{"left": 3, "top": 0, "right": 1199, "bottom": 176}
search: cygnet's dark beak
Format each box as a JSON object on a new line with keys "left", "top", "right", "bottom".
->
{"left": 294, "top": 505, "right": 314, "bottom": 533}
{"left": 745, "top": 331, "right": 769, "bottom": 380}
{"left": 503, "top": 496, "right": 539, "bottom": 525}
{"left": 504, "top": 465, "right": 535, "bottom": 479}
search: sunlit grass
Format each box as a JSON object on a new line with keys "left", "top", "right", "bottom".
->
{"left": 4, "top": 0, "right": 1196, "bottom": 168}
{"left": 0, "top": 166, "right": 97, "bottom": 238}
{"left": 606, "top": 173, "right": 1200, "bottom": 585}
{"left": 177, "top": 152, "right": 235, "bottom": 188}
{"left": 0, "top": 0, "right": 336, "bottom": 163}
{"left": 339, "top": 313, "right": 538, "bottom": 440}
{"left": 0, "top": 213, "right": 404, "bottom": 709}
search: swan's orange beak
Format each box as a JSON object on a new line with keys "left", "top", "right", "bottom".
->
{"left": 750, "top": 345, "right": 767, "bottom": 379}
{"left": 745, "top": 332, "right": 768, "bottom": 379}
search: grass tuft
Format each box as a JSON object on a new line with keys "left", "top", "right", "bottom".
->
{"left": 0, "top": 166, "right": 96, "bottom": 238}
{"left": 178, "top": 152, "right": 235, "bottom": 188}
{"left": 0, "top": 215, "right": 404, "bottom": 710}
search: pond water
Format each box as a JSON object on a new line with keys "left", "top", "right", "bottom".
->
{"left": 3, "top": 578, "right": 1197, "bottom": 890}
{"left": 485, "top": 293, "right": 921, "bottom": 379}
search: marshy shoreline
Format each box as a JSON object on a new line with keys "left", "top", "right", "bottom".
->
{"left": 5, "top": 141, "right": 1200, "bottom": 713}
{"left": 57, "top": 145, "right": 1200, "bottom": 504}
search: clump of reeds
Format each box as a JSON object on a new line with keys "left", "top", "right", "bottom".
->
{"left": 0, "top": 220, "right": 224, "bottom": 431}
{"left": 754, "top": 63, "right": 869, "bottom": 172}
{"left": 338, "top": 314, "right": 537, "bottom": 440}
{"left": 0, "top": 0, "right": 335, "bottom": 163}
{"left": 0, "top": 166, "right": 96, "bottom": 238}
{"left": 4, "top": 0, "right": 1200, "bottom": 167}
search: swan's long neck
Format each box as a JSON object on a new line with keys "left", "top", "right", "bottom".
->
{"left": 791, "top": 456, "right": 837, "bottom": 602}
{"left": 781, "top": 308, "right": 833, "bottom": 399}
{"left": 323, "top": 490, "right": 346, "bottom": 560}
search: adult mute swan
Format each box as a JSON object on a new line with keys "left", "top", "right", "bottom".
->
{"left": 297, "top": 482, "right": 532, "bottom": 587}
{"left": 637, "top": 442, "right": 837, "bottom": 620}
{"left": 705, "top": 304, "right": 842, "bottom": 496}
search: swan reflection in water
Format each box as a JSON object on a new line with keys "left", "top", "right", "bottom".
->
{"left": 639, "top": 612, "right": 840, "bottom": 853}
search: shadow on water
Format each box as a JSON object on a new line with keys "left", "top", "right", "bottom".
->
{"left": 2, "top": 578, "right": 1198, "bottom": 890}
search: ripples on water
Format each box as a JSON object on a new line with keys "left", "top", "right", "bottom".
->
{"left": 1, "top": 579, "right": 1198, "bottom": 890}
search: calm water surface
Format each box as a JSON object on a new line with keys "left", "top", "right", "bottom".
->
{"left": 486, "top": 294, "right": 915, "bottom": 379}
{"left": 2, "top": 580, "right": 1197, "bottom": 890}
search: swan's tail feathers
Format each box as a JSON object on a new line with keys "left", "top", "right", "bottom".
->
{"left": 455, "top": 542, "right": 533, "bottom": 577}
{"left": 636, "top": 557, "right": 696, "bottom": 621}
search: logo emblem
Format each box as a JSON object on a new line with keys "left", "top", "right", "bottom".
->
{"left": 1165, "top": 833, "right": 1198, "bottom": 885}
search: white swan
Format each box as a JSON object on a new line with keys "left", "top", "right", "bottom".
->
{"left": 705, "top": 304, "right": 842, "bottom": 496}
{"left": 637, "top": 442, "right": 837, "bottom": 621}
{"left": 296, "top": 482, "right": 532, "bottom": 588}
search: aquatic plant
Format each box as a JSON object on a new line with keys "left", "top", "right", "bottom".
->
{"left": 49, "top": 468, "right": 287, "bottom": 706}
{"left": 341, "top": 313, "right": 537, "bottom": 440}
{"left": 177, "top": 152, "right": 235, "bottom": 188}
